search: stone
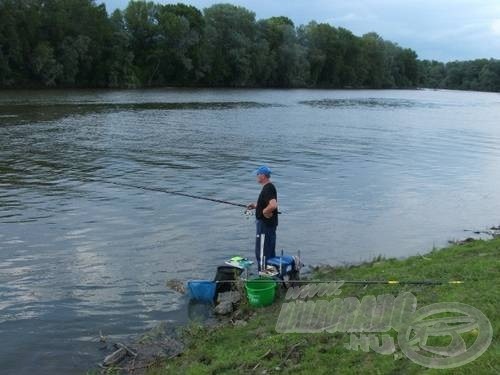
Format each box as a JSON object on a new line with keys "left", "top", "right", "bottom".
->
{"left": 217, "top": 291, "right": 241, "bottom": 304}
{"left": 214, "top": 301, "right": 233, "bottom": 315}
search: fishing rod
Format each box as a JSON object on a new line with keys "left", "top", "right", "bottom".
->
{"left": 215, "top": 279, "right": 466, "bottom": 285}
{"left": 100, "top": 180, "right": 282, "bottom": 214}
{"left": 102, "top": 180, "right": 248, "bottom": 208}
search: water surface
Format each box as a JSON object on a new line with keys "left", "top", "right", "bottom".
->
{"left": 1, "top": 88, "right": 500, "bottom": 374}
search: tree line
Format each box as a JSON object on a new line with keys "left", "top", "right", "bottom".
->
{"left": 0, "top": 0, "right": 499, "bottom": 92}
{"left": 419, "top": 59, "right": 500, "bottom": 92}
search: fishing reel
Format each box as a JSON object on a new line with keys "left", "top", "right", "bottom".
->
{"left": 243, "top": 208, "right": 255, "bottom": 219}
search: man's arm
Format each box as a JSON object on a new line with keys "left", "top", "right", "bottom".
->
{"left": 263, "top": 199, "right": 277, "bottom": 218}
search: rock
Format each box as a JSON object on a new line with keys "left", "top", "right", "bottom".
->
{"left": 232, "top": 309, "right": 244, "bottom": 320}
{"left": 214, "top": 301, "right": 233, "bottom": 315}
{"left": 233, "top": 319, "right": 247, "bottom": 327}
{"left": 448, "top": 237, "right": 475, "bottom": 245}
{"left": 490, "top": 227, "right": 500, "bottom": 237}
{"left": 217, "top": 291, "right": 241, "bottom": 304}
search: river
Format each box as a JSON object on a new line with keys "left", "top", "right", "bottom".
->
{"left": 1, "top": 88, "right": 499, "bottom": 374}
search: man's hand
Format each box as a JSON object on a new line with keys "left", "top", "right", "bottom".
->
{"left": 262, "top": 199, "right": 277, "bottom": 218}
{"left": 247, "top": 203, "right": 256, "bottom": 210}
{"left": 263, "top": 210, "right": 273, "bottom": 219}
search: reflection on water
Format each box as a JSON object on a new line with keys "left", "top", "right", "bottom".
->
{"left": 1, "top": 88, "right": 500, "bottom": 374}
{"left": 299, "top": 97, "right": 440, "bottom": 109}
{"left": 0, "top": 101, "right": 280, "bottom": 125}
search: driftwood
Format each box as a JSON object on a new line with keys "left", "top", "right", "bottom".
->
{"left": 102, "top": 342, "right": 138, "bottom": 367}
{"left": 117, "top": 343, "right": 138, "bottom": 357}
{"left": 281, "top": 340, "right": 306, "bottom": 365}
{"left": 103, "top": 347, "right": 127, "bottom": 367}
{"left": 98, "top": 323, "right": 184, "bottom": 374}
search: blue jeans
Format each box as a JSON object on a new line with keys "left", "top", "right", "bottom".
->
{"left": 255, "top": 220, "right": 276, "bottom": 271}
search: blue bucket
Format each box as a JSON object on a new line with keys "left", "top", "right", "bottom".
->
{"left": 187, "top": 280, "right": 216, "bottom": 303}
{"left": 267, "top": 255, "right": 295, "bottom": 278}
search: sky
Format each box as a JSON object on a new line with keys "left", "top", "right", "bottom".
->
{"left": 102, "top": 0, "right": 500, "bottom": 62}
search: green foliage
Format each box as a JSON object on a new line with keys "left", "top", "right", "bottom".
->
{"left": 32, "top": 42, "right": 62, "bottom": 86}
{"left": 107, "top": 9, "right": 137, "bottom": 87}
{"left": 258, "top": 17, "right": 309, "bottom": 87}
{"left": 202, "top": 4, "right": 258, "bottom": 86}
{"left": 0, "top": 0, "right": 498, "bottom": 90}
{"left": 156, "top": 4, "right": 204, "bottom": 83}
{"left": 419, "top": 58, "right": 500, "bottom": 92}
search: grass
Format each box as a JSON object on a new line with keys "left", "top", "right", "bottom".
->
{"left": 147, "top": 238, "right": 500, "bottom": 374}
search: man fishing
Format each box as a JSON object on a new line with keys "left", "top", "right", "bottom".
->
{"left": 247, "top": 166, "right": 278, "bottom": 271}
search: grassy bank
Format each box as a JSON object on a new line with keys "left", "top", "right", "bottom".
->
{"left": 149, "top": 239, "right": 499, "bottom": 374}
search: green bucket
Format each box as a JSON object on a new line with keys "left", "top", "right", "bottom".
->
{"left": 245, "top": 277, "right": 277, "bottom": 307}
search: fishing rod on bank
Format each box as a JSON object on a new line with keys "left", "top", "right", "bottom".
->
{"left": 214, "top": 279, "right": 467, "bottom": 285}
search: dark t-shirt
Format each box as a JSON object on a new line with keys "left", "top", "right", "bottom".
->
{"left": 256, "top": 182, "right": 278, "bottom": 227}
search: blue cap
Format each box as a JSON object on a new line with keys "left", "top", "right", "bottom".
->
{"left": 255, "top": 165, "right": 272, "bottom": 177}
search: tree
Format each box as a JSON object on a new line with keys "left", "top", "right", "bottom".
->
{"left": 155, "top": 3, "right": 204, "bottom": 84}
{"left": 336, "top": 27, "right": 363, "bottom": 87}
{"left": 107, "top": 9, "right": 137, "bottom": 87}
{"left": 32, "top": 42, "right": 62, "bottom": 86}
{"left": 202, "top": 4, "right": 258, "bottom": 86}
{"left": 0, "top": 0, "right": 39, "bottom": 86}
{"left": 299, "top": 22, "right": 341, "bottom": 86}
{"left": 0, "top": 0, "right": 497, "bottom": 91}
{"left": 124, "top": 0, "right": 161, "bottom": 85}
{"left": 36, "top": 0, "right": 111, "bottom": 86}
{"left": 418, "top": 60, "right": 446, "bottom": 88}
{"left": 478, "top": 61, "right": 500, "bottom": 92}
{"left": 58, "top": 35, "right": 91, "bottom": 85}
{"left": 258, "top": 17, "right": 308, "bottom": 87}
